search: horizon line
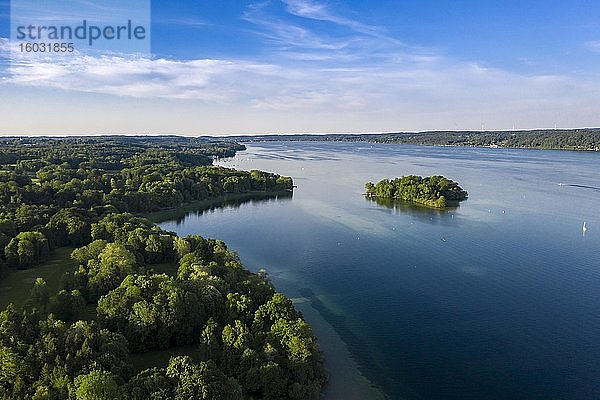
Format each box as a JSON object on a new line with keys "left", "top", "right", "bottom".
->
{"left": 0, "top": 126, "right": 599, "bottom": 138}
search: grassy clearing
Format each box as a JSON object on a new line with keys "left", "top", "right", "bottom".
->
{"left": 0, "top": 247, "right": 77, "bottom": 309}
{"left": 149, "top": 261, "right": 180, "bottom": 276}
{"left": 80, "top": 304, "right": 97, "bottom": 321}
{"left": 130, "top": 345, "right": 199, "bottom": 373}
{"left": 0, "top": 246, "right": 201, "bottom": 373}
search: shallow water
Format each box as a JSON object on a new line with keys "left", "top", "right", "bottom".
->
{"left": 159, "top": 142, "right": 600, "bottom": 400}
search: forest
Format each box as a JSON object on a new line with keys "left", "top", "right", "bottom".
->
{"left": 229, "top": 128, "right": 600, "bottom": 151}
{"left": 365, "top": 175, "right": 468, "bottom": 209}
{"left": 0, "top": 136, "right": 325, "bottom": 399}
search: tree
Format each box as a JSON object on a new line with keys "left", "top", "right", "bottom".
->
{"left": 0, "top": 308, "right": 132, "bottom": 399}
{"left": 49, "top": 289, "right": 86, "bottom": 321}
{"left": 70, "top": 240, "right": 109, "bottom": 265}
{"left": 255, "top": 361, "right": 286, "bottom": 400}
{"left": 166, "top": 357, "right": 242, "bottom": 400}
{"left": 87, "top": 243, "right": 138, "bottom": 300}
{"left": 97, "top": 274, "right": 214, "bottom": 352}
{"left": 30, "top": 277, "right": 49, "bottom": 311}
{"left": 5, "top": 231, "right": 50, "bottom": 267}
{"left": 46, "top": 208, "right": 93, "bottom": 246}
{"left": 254, "top": 293, "right": 300, "bottom": 330}
{"left": 226, "top": 293, "right": 252, "bottom": 322}
{"left": 73, "top": 371, "right": 126, "bottom": 400}
{"left": 199, "top": 318, "right": 220, "bottom": 360}
{"left": 127, "top": 368, "right": 174, "bottom": 400}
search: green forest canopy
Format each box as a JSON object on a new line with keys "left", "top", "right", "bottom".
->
{"left": 365, "top": 175, "right": 468, "bottom": 209}
{"left": 0, "top": 136, "right": 326, "bottom": 399}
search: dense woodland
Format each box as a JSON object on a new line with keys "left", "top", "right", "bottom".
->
{"left": 230, "top": 128, "right": 600, "bottom": 151}
{"left": 0, "top": 137, "right": 325, "bottom": 399}
{"left": 365, "top": 175, "right": 468, "bottom": 209}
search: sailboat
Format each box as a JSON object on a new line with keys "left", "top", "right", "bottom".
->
{"left": 583, "top": 222, "right": 588, "bottom": 233}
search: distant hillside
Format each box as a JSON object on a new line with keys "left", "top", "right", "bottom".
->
{"left": 225, "top": 129, "right": 600, "bottom": 151}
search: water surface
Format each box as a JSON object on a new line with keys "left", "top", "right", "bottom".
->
{"left": 159, "top": 142, "right": 600, "bottom": 400}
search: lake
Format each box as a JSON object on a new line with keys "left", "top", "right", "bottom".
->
{"left": 158, "top": 142, "right": 600, "bottom": 400}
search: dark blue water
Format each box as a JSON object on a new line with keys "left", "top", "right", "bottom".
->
{"left": 159, "top": 142, "right": 600, "bottom": 400}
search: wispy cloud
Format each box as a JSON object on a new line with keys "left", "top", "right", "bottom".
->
{"left": 154, "top": 17, "right": 210, "bottom": 28}
{"left": 585, "top": 40, "right": 600, "bottom": 53}
{"left": 9, "top": 0, "right": 149, "bottom": 26}
{"left": 243, "top": 3, "right": 354, "bottom": 51}
{"left": 244, "top": 16, "right": 354, "bottom": 51}
{"left": 242, "top": 0, "right": 413, "bottom": 69}
{"left": 2, "top": 35, "right": 598, "bottom": 130}
{"left": 281, "top": 0, "right": 387, "bottom": 38}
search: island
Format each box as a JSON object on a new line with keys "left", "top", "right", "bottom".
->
{"left": 365, "top": 175, "right": 468, "bottom": 208}
{"left": 0, "top": 136, "right": 326, "bottom": 400}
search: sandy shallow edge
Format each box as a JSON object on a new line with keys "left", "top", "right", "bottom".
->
{"left": 291, "top": 297, "right": 386, "bottom": 400}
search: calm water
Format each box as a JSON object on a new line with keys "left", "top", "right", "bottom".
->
{"left": 159, "top": 142, "right": 600, "bottom": 400}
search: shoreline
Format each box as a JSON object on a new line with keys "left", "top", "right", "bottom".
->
{"left": 238, "top": 139, "right": 600, "bottom": 153}
{"left": 152, "top": 196, "right": 388, "bottom": 400}
{"left": 293, "top": 296, "right": 387, "bottom": 400}
{"left": 143, "top": 190, "right": 292, "bottom": 223}
{"left": 365, "top": 194, "right": 463, "bottom": 210}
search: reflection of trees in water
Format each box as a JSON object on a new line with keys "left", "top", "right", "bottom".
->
{"left": 366, "top": 197, "right": 459, "bottom": 224}
{"left": 160, "top": 192, "right": 293, "bottom": 224}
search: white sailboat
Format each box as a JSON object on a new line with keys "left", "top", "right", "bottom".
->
{"left": 583, "top": 222, "right": 588, "bottom": 233}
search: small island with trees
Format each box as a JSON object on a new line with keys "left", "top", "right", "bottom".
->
{"left": 365, "top": 175, "right": 468, "bottom": 209}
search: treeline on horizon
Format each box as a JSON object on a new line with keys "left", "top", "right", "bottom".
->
{"left": 0, "top": 136, "right": 325, "bottom": 399}
{"left": 229, "top": 128, "right": 600, "bottom": 151}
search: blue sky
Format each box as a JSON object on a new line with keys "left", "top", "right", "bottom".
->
{"left": 151, "top": 1, "right": 600, "bottom": 74}
{"left": 1, "top": 0, "right": 600, "bottom": 135}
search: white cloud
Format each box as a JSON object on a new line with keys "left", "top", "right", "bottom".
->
{"left": 243, "top": 0, "right": 402, "bottom": 59}
{"left": 245, "top": 17, "right": 355, "bottom": 50}
{"left": 1, "top": 34, "right": 600, "bottom": 132}
{"left": 585, "top": 40, "right": 600, "bottom": 53}
{"left": 280, "top": 0, "right": 391, "bottom": 40}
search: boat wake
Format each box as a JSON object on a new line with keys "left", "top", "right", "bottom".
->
{"left": 558, "top": 183, "right": 600, "bottom": 192}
